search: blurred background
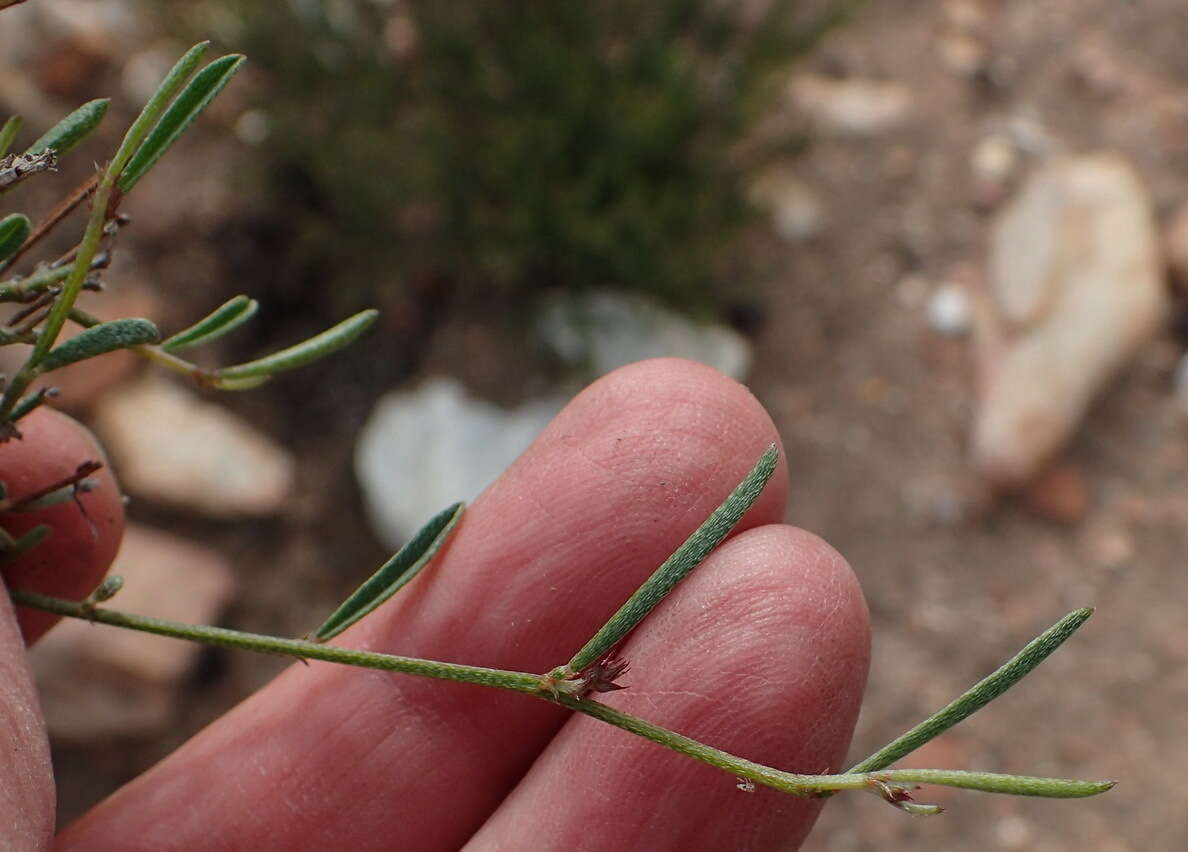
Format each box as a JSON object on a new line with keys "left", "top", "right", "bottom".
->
{"left": 2, "top": 1, "right": 1186, "bottom": 848}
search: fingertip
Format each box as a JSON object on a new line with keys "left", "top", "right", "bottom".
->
{"left": 523, "top": 356, "right": 790, "bottom": 520}
{"left": 470, "top": 523, "right": 870, "bottom": 851}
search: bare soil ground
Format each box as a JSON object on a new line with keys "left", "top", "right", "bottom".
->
{"left": 16, "top": 1, "right": 1188, "bottom": 849}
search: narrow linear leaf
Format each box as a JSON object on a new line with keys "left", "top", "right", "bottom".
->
{"left": 0, "top": 115, "right": 20, "bottom": 158}
{"left": 17, "top": 42, "right": 211, "bottom": 376}
{"left": 848, "top": 608, "right": 1095, "bottom": 774}
{"left": 118, "top": 54, "right": 246, "bottom": 193}
{"left": 161, "top": 295, "right": 258, "bottom": 352}
{"left": 25, "top": 98, "right": 109, "bottom": 156}
{"left": 315, "top": 502, "right": 466, "bottom": 641}
{"left": 215, "top": 309, "right": 379, "bottom": 381}
{"left": 869, "top": 769, "right": 1114, "bottom": 799}
{"left": 0, "top": 213, "right": 30, "bottom": 262}
{"left": 38, "top": 318, "right": 159, "bottom": 372}
{"left": 106, "top": 42, "right": 211, "bottom": 183}
{"left": 563, "top": 444, "right": 780, "bottom": 675}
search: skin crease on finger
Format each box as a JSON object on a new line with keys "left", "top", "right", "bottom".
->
{"left": 465, "top": 525, "right": 870, "bottom": 852}
{"left": 54, "top": 358, "right": 867, "bottom": 850}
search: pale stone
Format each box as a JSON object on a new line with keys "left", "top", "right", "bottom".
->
{"left": 972, "top": 154, "right": 1168, "bottom": 485}
{"left": 928, "top": 283, "right": 971, "bottom": 336}
{"left": 356, "top": 378, "right": 564, "bottom": 548}
{"left": 748, "top": 167, "right": 825, "bottom": 242}
{"left": 788, "top": 74, "right": 912, "bottom": 136}
{"left": 29, "top": 524, "right": 236, "bottom": 740}
{"left": 93, "top": 376, "right": 296, "bottom": 516}
{"left": 359, "top": 293, "right": 753, "bottom": 546}
{"left": 971, "top": 134, "right": 1019, "bottom": 187}
{"left": 537, "top": 290, "right": 753, "bottom": 380}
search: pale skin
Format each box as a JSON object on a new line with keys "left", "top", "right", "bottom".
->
{"left": 1, "top": 358, "right": 871, "bottom": 850}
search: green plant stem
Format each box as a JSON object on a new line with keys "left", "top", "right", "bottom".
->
{"left": 9, "top": 587, "right": 541, "bottom": 693}
{"left": 0, "top": 200, "right": 110, "bottom": 418}
{"left": 8, "top": 587, "right": 1113, "bottom": 805}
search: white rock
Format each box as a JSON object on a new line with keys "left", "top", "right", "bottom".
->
{"left": 356, "top": 379, "right": 565, "bottom": 548}
{"left": 928, "top": 283, "right": 971, "bottom": 336}
{"left": 748, "top": 167, "right": 824, "bottom": 242}
{"left": 788, "top": 74, "right": 912, "bottom": 137}
{"left": 972, "top": 154, "right": 1168, "bottom": 485}
{"left": 537, "top": 290, "right": 752, "bottom": 380}
{"left": 971, "top": 134, "right": 1019, "bottom": 187}
{"left": 93, "top": 376, "right": 296, "bottom": 517}
{"left": 29, "top": 525, "right": 235, "bottom": 741}
{"left": 358, "top": 292, "right": 753, "bottom": 546}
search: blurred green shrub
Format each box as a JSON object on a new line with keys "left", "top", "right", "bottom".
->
{"left": 170, "top": 0, "right": 850, "bottom": 318}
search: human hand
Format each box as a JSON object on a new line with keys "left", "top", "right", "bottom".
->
{"left": 3, "top": 359, "right": 870, "bottom": 850}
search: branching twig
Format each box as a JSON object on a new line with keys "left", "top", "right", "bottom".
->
{"left": 7, "top": 587, "right": 1114, "bottom": 811}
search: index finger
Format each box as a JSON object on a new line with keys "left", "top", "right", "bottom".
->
{"left": 60, "top": 359, "right": 790, "bottom": 851}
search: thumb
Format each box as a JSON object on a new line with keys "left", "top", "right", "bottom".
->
{"left": 0, "top": 587, "right": 55, "bottom": 846}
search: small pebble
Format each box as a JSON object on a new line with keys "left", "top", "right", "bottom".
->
{"left": 927, "top": 283, "right": 971, "bottom": 336}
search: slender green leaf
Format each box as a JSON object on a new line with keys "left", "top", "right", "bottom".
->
{"left": 118, "top": 54, "right": 245, "bottom": 193}
{"left": 38, "top": 318, "right": 159, "bottom": 372}
{"left": 0, "top": 213, "right": 30, "bottom": 262}
{"left": 865, "top": 769, "right": 1114, "bottom": 799}
{"left": 161, "top": 295, "right": 258, "bottom": 352}
{"left": 25, "top": 99, "right": 109, "bottom": 156}
{"left": 315, "top": 502, "right": 466, "bottom": 641}
{"left": 17, "top": 42, "right": 210, "bottom": 376}
{"left": 561, "top": 444, "right": 780, "bottom": 677}
{"left": 106, "top": 42, "right": 211, "bottom": 185}
{"left": 847, "top": 608, "right": 1096, "bottom": 774}
{"left": 215, "top": 309, "right": 378, "bottom": 381}
{"left": 0, "top": 115, "right": 20, "bottom": 157}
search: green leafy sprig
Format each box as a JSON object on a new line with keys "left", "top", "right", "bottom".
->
{"left": 10, "top": 447, "right": 1114, "bottom": 815}
{"left": 0, "top": 43, "right": 380, "bottom": 423}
